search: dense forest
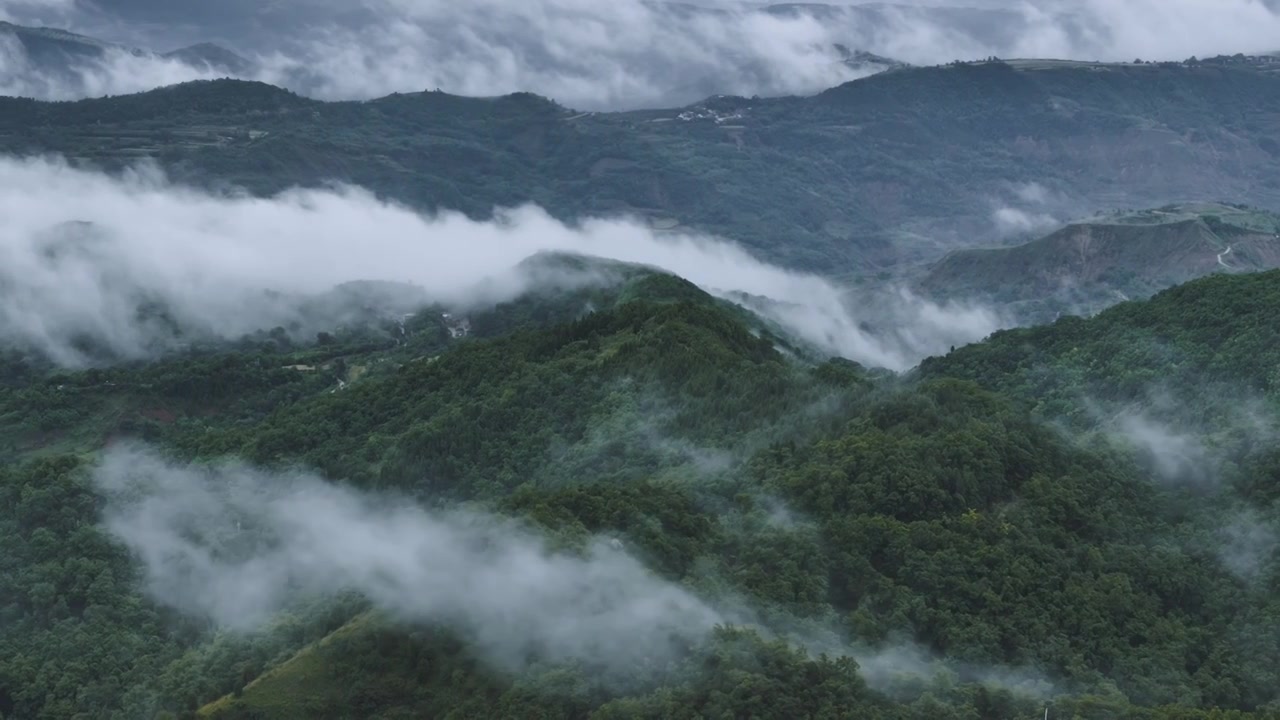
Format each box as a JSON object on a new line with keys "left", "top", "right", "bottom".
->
{"left": 1, "top": 259, "right": 1277, "bottom": 719}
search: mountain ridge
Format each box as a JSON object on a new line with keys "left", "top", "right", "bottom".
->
{"left": 5, "top": 58, "right": 1280, "bottom": 274}
{"left": 919, "top": 203, "right": 1280, "bottom": 321}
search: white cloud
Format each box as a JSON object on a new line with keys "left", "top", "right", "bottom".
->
{"left": 285, "top": 0, "right": 1280, "bottom": 106}
{"left": 8, "top": 1, "right": 1280, "bottom": 108}
{"left": 0, "top": 155, "right": 999, "bottom": 370}
{"left": 1217, "top": 509, "right": 1278, "bottom": 581}
{"left": 993, "top": 206, "right": 1059, "bottom": 236}
{"left": 0, "top": 35, "right": 223, "bottom": 99}
{"left": 853, "top": 642, "right": 1054, "bottom": 699}
{"left": 251, "top": 1, "right": 869, "bottom": 109}
{"left": 1053, "top": 0, "right": 1280, "bottom": 61}
{"left": 1014, "top": 182, "right": 1053, "bottom": 206}
{"left": 1116, "top": 412, "right": 1213, "bottom": 485}
{"left": 96, "top": 443, "right": 1083, "bottom": 693}
{"left": 0, "top": 0, "right": 75, "bottom": 21}
{"left": 987, "top": 181, "right": 1073, "bottom": 237}
{"left": 94, "top": 444, "right": 728, "bottom": 674}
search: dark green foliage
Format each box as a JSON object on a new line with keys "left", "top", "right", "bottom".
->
{"left": 919, "top": 269, "right": 1280, "bottom": 408}
{"left": 3, "top": 268, "right": 1280, "bottom": 718}
{"left": 0, "top": 457, "right": 190, "bottom": 720}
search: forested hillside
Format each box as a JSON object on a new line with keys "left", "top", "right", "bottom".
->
{"left": 1, "top": 259, "right": 1278, "bottom": 719}
{"left": 4, "top": 57, "right": 1280, "bottom": 271}
{"left": 921, "top": 269, "right": 1280, "bottom": 417}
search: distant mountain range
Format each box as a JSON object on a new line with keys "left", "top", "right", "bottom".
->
{"left": 0, "top": 11, "right": 914, "bottom": 108}
{"left": 0, "top": 20, "right": 253, "bottom": 76}
{"left": 4, "top": 57, "right": 1280, "bottom": 275}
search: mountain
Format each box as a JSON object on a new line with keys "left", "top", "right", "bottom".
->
{"left": 0, "top": 6, "right": 910, "bottom": 112}
{"left": 163, "top": 42, "right": 255, "bottom": 75}
{"left": 919, "top": 203, "right": 1280, "bottom": 322}
{"left": 0, "top": 21, "right": 124, "bottom": 64}
{"left": 4, "top": 58, "right": 1280, "bottom": 272}
{"left": 2, "top": 259, "right": 1280, "bottom": 718}
{"left": 0, "top": 20, "right": 251, "bottom": 77}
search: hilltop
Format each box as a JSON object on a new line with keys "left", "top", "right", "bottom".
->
{"left": 4, "top": 59, "right": 1280, "bottom": 272}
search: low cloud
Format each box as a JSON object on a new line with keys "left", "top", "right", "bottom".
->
{"left": 1014, "top": 182, "right": 1053, "bottom": 206}
{"left": 1115, "top": 412, "right": 1214, "bottom": 486}
{"left": 5, "top": 1, "right": 1280, "bottom": 108}
{"left": 98, "top": 444, "right": 1081, "bottom": 696}
{"left": 1, "top": 1, "right": 874, "bottom": 108}
{"left": 0, "top": 0, "right": 76, "bottom": 21}
{"left": 883, "top": 288, "right": 1007, "bottom": 357}
{"left": 252, "top": 1, "right": 870, "bottom": 110}
{"left": 0, "top": 155, "right": 996, "bottom": 370}
{"left": 1065, "top": 389, "right": 1280, "bottom": 581}
{"left": 990, "top": 181, "right": 1074, "bottom": 238}
{"left": 1217, "top": 509, "right": 1278, "bottom": 581}
{"left": 1100, "top": 388, "right": 1278, "bottom": 490}
{"left": 993, "top": 207, "right": 1059, "bottom": 236}
{"left": 95, "top": 444, "right": 729, "bottom": 675}
{"left": 0, "top": 33, "right": 223, "bottom": 100}
{"left": 853, "top": 642, "right": 1055, "bottom": 700}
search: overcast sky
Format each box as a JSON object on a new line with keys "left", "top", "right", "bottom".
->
{"left": 7, "top": 1, "right": 1276, "bottom": 55}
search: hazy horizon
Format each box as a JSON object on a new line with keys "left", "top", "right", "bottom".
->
{"left": 2, "top": 0, "right": 1278, "bottom": 108}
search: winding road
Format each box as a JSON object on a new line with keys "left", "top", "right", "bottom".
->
{"left": 1217, "top": 245, "right": 1233, "bottom": 269}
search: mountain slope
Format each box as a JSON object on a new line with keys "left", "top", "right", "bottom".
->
{"left": 4, "top": 59, "right": 1280, "bottom": 272}
{"left": 2, "top": 263, "right": 1280, "bottom": 717}
{"left": 921, "top": 266, "right": 1280, "bottom": 440}
{"left": 920, "top": 204, "right": 1280, "bottom": 321}
{"left": 0, "top": 21, "right": 121, "bottom": 63}
{"left": 0, "top": 20, "right": 249, "bottom": 76}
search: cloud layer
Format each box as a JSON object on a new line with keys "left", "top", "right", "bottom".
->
{"left": 94, "top": 444, "right": 726, "bottom": 674}
{"left": 0, "top": 156, "right": 1000, "bottom": 370}
{"left": 4, "top": 1, "right": 1280, "bottom": 108}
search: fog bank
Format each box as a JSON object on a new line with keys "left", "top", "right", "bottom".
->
{"left": 0, "top": 156, "right": 1001, "bottom": 370}
{"left": 5, "top": 1, "right": 1280, "bottom": 108}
